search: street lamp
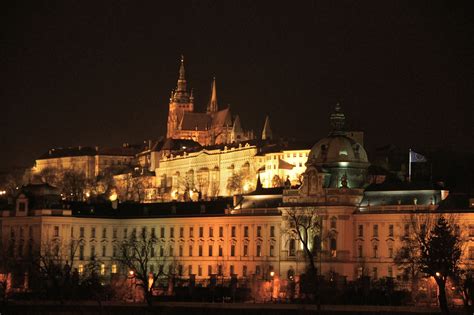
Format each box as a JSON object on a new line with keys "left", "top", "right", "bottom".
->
{"left": 270, "top": 271, "right": 275, "bottom": 302}
{"left": 129, "top": 270, "right": 136, "bottom": 302}
{"left": 435, "top": 272, "right": 441, "bottom": 278}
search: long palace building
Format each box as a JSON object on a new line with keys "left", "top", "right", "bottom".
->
{"left": 1, "top": 105, "right": 473, "bottom": 299}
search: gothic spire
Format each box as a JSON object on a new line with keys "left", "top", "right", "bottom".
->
{"left": 173, "top": 55, "right": 190, "bottom": 103}
{"left": 176, "top": 55, "right": 187, "bottom": 92}
{"left": 207, "top": 77, "right": 218, "bottom": 113}
{"left": 261, "top": 115, "right": 273, "bottom": 140}
{"left": 232, "top": 115, "right": 243, "bottom": 133}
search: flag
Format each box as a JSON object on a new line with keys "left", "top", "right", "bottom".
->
{"left": 410, "top": 150, "right": 427, "bottom": 163}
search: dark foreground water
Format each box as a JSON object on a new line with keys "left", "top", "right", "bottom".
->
{"left": 0, "top": 302, "right": 462, "bottom": 315}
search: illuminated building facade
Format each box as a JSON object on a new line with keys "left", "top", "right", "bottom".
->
{"left": 32, "top": 145, "right": 139, "bottom": 180}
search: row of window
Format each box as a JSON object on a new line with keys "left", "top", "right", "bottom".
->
{"left": 357, "top": 224, "right": 396, "bottom": 238}
{"left": 81, "top": 262, "right": 273, "bottom": 278}
{"left": 358, "top": 223, "right": 464, "bottom": 238}
{"left": 356, "top": 266, "right": 394, "bottom": 280}
{"left": 70, "top": 225, "right": 276, "bottom": 239}
{"left": 77, "top": 243, "right": 276, "bottom": 260}
{"left": 357, "top": 244, "right": 394, "bottom": 259}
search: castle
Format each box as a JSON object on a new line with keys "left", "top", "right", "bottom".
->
{"left": 166, "top": 56, "right": 253, "bottom": 146}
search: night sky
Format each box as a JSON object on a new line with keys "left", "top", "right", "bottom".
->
{"left": 2, "top": 1, "right": 473, "bottom": 172}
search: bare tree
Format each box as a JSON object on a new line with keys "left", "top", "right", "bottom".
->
{"left": 118, "top": 228, "right": 166, "bottom": 306}
{"left": 283, "top": 207, "right": 322, "bottom": 301}
{"left": 226, "top": 172, "right": 243, "bottom": 195}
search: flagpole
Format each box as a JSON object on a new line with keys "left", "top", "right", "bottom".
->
{"left": 408, "top": 149, "right": 412, "bottom": 182}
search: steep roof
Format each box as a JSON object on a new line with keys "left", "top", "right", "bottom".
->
{"left": 211, "top": 107, "right": 232, "bottom": 128}
{"left": 179, "top": 112, "right": 212, "bottom": 131}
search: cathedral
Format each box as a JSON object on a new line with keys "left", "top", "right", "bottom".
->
{"left": 166, "top": 56, "right": 253, "bottom": 146}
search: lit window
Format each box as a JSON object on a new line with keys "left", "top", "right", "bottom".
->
{"left": 289, "top": 239, "right": 296, "bottom": 256}
{"left": 100, "top": 264, "right": 105, "bottom": 275}
{"left": 78, "top": 264, "right": 84, "bottom": 274}
{"left": 111, "top": 264, "right": 117, "bottom": 274}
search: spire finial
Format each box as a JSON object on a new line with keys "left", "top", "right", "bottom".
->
{"left": 330, "top": 102, "right": 346, "bottom": 133}
{"left": 179, "top": 55, "right": 185, "bottom": 81}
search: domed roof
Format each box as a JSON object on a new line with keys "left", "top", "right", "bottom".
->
{"left": 308, "top": 134, "right": 368, "bottom": 165}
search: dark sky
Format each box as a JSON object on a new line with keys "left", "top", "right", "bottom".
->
{"left": 2, "top": 1, "right": 473, "bottom": 171}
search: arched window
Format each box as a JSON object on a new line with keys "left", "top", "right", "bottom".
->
{"left": 289, "top": 239, "right": 296, "bottom": 256}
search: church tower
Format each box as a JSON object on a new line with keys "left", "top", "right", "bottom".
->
{"left": 167, "top": 56, "right": 194, "bottom": 138}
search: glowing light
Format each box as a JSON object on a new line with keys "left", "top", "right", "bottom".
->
{"left": 243, "top": 182, "right": 250, "bottom": 192}
{"left": 129, "top": 270, "right": 135, "bottom": 277}
{"left": 0, "top": 190, "right": 6, "bottom": 196}
{"left": 171, "top": 189, "right": 178, "bottom": 200}
{"left": 270, "top": 271, "right": 275, "bottom": 277}
{"left": 435, "top": 272, "right": 441, "bottom": 277}
{"left": 339, "top": 162, "right": 349, "bottom": 167}
{"left": 85, "top": 191, "right": 90, "bottom": 198}
{"left": 109, "top": 191, "right": 118, "bottom": 202}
